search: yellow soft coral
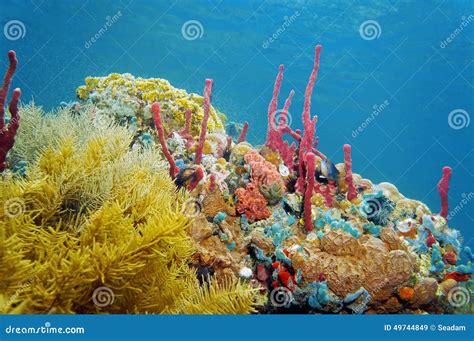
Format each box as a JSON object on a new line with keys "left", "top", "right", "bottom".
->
{"left": 0, "top": 105, "right": 256, "bottom": 314}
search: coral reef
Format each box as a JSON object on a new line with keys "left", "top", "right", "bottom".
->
{"left": 1, "top": 46, "right": 472, "bottom": 315}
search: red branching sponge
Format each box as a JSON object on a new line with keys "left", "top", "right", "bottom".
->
{"left": 0, "top": 50, "right": 20, "bottom": 173}
{"left": 235, "top": 183, "right": 271, "bottom": 223}
{"left": 237, "top": 121, "right": 248, "bottom": 143}
{"left": 304, "top": 153, "right": 316, "bottom": 231}
{"left": 322, "top": 181, "right": 335, "bottom": 208}
{"left": 343, "top": 144, "right": 358, "bottom": 201}
{"left": 178, "top": 108, "right": 194, "bottom": 149}
{"left": 208, "top": 173, "right": 216, "bottom": 192}
{"left": 437, "top": 166, "right": 452, "bottom": 218}
{"left": 265, "top": 64, "right": 284, "bottom": 150}
{"left": 296, "top": 45, "right": 322, "bottom": 193}
{"left": 188, "top": 166, "right": 204, "bottom": 191}
{"left": 195, "top": 79, "right": 213, "bottom": 164}
{"left": 152, "top": 102, "right": 178, "bottom": 178}
{"left": 264, "top": 67, "right": 298, "bottom": 171}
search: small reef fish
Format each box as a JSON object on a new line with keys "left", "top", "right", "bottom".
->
{"left": 316, "top": 158, "right": 339, "bottom": 183}
{"left": 175, "top": 167, "right": 199, "bottom": 189}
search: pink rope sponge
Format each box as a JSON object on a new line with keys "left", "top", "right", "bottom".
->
{"left": 304, "top": 152, "right": 316, "bottom": 231}
{"left": 237, "top": 121, "right": 248, "bottom": 143}
{"left": 0, "top": 50, "right": 21, "bottom": 173}
{"left": 343, "top": 144, "right": 358, "bottom": 201}
{"left": 296, "top": 45, "right": 322, "bottom": 193}
{"left": 152, "top": 102, "right": 178, "bottom": 178}
{"left": 178, "top": 108, "right": 194, "bottom": 149}
{"left": 195, "top": 79, "right": 213, "bottom": 164}
{"left": 264, "top": 66, "right": 298, "bottom": 171}
{"left": 437, "top": 166, "right": 452, "bottom": 218}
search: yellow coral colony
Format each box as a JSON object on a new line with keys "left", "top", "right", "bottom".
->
{"left": 0, "top": 104, "right": 256, "bottom": 314}
{"left": 76, "top": 73, "right": 226, "bottom": 135}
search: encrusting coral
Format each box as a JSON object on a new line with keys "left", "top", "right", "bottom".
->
{"left": 1, "top": 47, "right": 472, "bottom": 315}
{"left": 76, "top": 73, "right": 225, "bottom": 137}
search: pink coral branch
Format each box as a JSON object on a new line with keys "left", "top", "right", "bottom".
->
{"left": 0, "top": 51, "right": 20, "bottom": 173}
{"left": 152, "top": 102, "right": 178, "bottom": 178}
{"left": 343, "top": 144, "right": 357, "bottom": 201}
{"left": 281, "top": 90, "right": 294, "bottom": 128}
{"left": 304, "top": 153, "right": 316, "bottom": 231}
{"left": 178, "top": 108, "right": 194, "bottom": 148}
{"left": 183, "top": 108, "right": 192, "bottom": 135}
{"left": 323, "top": 181, "right": 335, "bottom": 207}
{"left": 0, "top": 51, "right": 18, "bottom": 130}
{"left": 310, "top": 147, "right": 326, "bottom": 160}
{"left": 208, "top": 174, "right": 216, "bottom": 192}
{"left": 265, "top": 64, "right": 284, "bottom": 150}
{"left": 280, "top": 125, "right": 301, "bottom": 141}
{"left": 195, "top": 79, "right": 213, "bottom": 164}
{"left": 437, "top": 166, "right": 452, "bottom": 218}
{"left": 237, "top": 121, "right": 248, "bottom": 143}
{"left": 296, "top": 45, "right": 322, "bottom": 192}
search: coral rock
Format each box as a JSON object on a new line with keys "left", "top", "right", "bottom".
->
{"left": 411, "top": 278, "right": 438, "bottom": 307}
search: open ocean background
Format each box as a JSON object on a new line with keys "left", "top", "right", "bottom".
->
{"left": 1, "top": 0, "right": 473, "bottom": 246}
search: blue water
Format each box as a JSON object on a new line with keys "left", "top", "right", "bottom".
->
{"left": 1, "top": 0, "right": 473, "bottom": 246}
